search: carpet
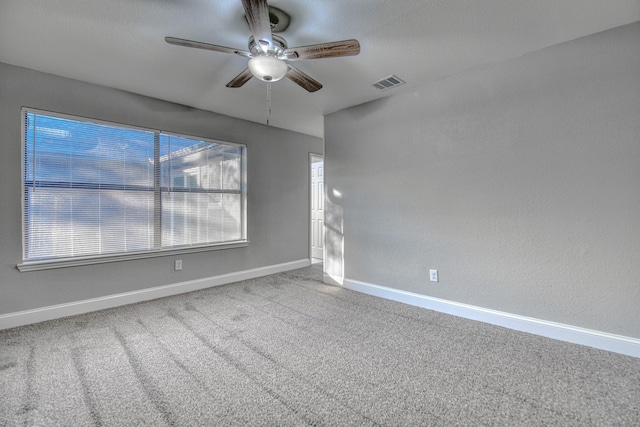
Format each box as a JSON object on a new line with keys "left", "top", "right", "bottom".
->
{"left": 1, "top": 264, "right": 639, "bottom": 426}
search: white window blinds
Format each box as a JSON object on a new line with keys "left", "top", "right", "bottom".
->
{"left": 22, "top": 109, "right": 246, "bottom": 264}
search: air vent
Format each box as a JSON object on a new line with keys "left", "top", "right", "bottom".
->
{"left": 371, "top": 75, "right": 406, "bottom": 91}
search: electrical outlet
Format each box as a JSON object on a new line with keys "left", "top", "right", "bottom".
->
{"left": 429, "top": 269, "right": 438, "bottom": 282}
{"left": 175, "top": 260, "right": 183, "bottom": 271}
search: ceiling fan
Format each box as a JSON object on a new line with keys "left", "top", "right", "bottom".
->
{"left": 165, "top": 0, "right": 360, "bottom": 92}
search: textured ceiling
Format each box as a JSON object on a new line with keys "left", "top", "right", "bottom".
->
{"left": 1, "top": 0, "right": 639, "bottom": 137}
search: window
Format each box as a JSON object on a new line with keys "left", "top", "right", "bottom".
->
{"left": 20, "top": 109, "right": 246, "bottom": 269}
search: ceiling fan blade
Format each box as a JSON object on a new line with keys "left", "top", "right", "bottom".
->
{"left": 241, "top": 0, "right": 273, "bottom": 50}
{"left": 226, "top": 68, "right": 254, "bottom": 88}
{"left": 283, "top": 39, "right": 360, "bottom": 61}
{"left": 165, "top": 36, "right": 251, "bottom": 57}
{"left": 286, "top": 65, "right": 322, "bottom": 93}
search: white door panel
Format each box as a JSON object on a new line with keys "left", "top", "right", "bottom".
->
{"left": 311, "top": 160, "right": 324, "bottom": 259}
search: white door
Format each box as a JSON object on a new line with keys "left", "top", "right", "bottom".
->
{"left": 311, "top": 159, "right": 324, "bottom": 260}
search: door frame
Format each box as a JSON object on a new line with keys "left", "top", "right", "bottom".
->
{"left": 309, "top": 153, "right": 324, "bottom": 262}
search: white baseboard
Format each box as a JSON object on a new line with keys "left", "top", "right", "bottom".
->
{"left": 0, "top": 259, "right": 310, "bottom": 331}
{"left": 325, "top": 274, "right": 640, "bottom": 358}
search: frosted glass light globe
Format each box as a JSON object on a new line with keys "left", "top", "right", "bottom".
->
{"left": 248, "top": 55, "right": 288, "bottom": 82}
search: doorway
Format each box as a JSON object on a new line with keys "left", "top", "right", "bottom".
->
{"left": 310, "top": 154, "right": 324, "bottom": 263}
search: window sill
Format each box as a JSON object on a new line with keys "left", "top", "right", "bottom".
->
{"left": 16, "top": 241, "right": 250, "bottom": 272}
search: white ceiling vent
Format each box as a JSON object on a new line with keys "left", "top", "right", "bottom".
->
{"left": 371, "top": 75, "right": 405, "bottom": 91}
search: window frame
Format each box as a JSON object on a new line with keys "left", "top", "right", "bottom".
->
{"left": 18, "top": 107, "right": 248, "bottom": 272}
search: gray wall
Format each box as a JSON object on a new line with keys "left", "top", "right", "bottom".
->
{"left": 325, "top": 22, "right": 640, "bottom": 338}
{"left": 0, "top": 62, "right": 322, "bottom": 315}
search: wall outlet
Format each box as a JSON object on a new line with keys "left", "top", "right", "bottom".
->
{"left": 175, "top": 259, "right": 183, "bottom": 271}
{"left": 429, "top": 269, "right": 438, "bottom": 282}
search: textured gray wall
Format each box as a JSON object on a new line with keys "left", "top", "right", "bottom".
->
{"left": 325, "top": 22, "right": 640, "bottom": 338}
{"left": 0, "top": 62, "right": 322, "bottom": 315}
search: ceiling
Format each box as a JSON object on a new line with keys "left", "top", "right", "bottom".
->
{"left": 1, "top": 0, "right": 639, "bottom": 138}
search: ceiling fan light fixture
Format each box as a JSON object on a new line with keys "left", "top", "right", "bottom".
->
{"left": 248, "top": 55, "right": 288, "bottom": 82}
{"left": 165, "top": 0, "right": 360, "bottom": 92}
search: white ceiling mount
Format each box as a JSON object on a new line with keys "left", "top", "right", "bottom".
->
{"left": 244, "top": 5, "right": 291, "bottom": 33}
{"left": 267, "top": 6, "right": 291, "bottom": 33}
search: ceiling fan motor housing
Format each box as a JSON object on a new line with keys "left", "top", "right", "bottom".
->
{"left": 248, "top": 34, "right": 288, "bottom": 57}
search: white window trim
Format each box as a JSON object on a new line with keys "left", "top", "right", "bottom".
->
{"left": 19, "top": 107, "right": 248, "bottom": 272}
{"left": 16, "top": 241, "right": 250, "bottom": 272}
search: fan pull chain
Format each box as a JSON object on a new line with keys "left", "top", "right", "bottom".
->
{"left": 266, "top": 82, "right": 272, "bottom": 126}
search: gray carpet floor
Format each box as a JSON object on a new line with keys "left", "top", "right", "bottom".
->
{"left": 1, "top": 264, "right": 639, "bottom": 426}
